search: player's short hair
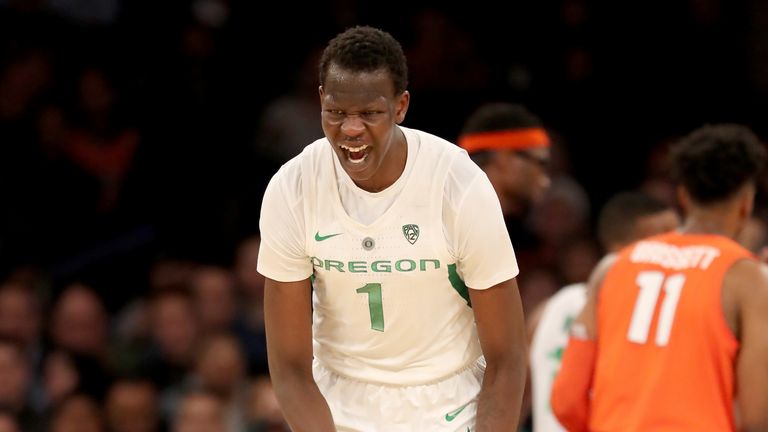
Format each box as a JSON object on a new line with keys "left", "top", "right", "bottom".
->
{"left": 597, "top": 191, "right": 670, "bottom": 249}
{"left": 459, "top": 103, "right": 543, "bottom": 167}
{"left": 319, "top": 26, "right": 408, "bottom": 95}
{"left": 670, "top": 124, "right": 767, "bottom": 204}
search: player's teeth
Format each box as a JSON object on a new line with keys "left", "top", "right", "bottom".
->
{"left": 341, "top": 144, "right": 369, "bottom": 152}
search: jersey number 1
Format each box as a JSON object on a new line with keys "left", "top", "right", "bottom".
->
{"left": 356, "top": 283, "right": 384, "bottom": 332}
{"left": 627, "top": 271, "right": 685, "bottom": 346}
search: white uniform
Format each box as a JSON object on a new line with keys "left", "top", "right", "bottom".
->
{"left": 258, "top": 127, "right": 518, "bottom": 431}
{"left": 529, "top": 283, "right": 587, "bottom": 432}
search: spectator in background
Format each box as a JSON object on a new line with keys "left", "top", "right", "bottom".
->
{"left": 191, "top": 264, "right": 264, "bottom": 375}
{"left": 111, "top": 257, "right": 198, "bottom": 374}
{"left": 0, "top": 338, "right": 36, "bottom": 431}
{"left": 50, "top": 284, "right": 109, "bottom": 361}
{"left": 190, "top": 266, "right": 236, "bottom": 334}
{"left": 173, "top": 391, "right": 226, "bottom": 432}
{"left": 48, "top": 392, "right": 104, "bottom": 432}
{"left": 192, "top": 333, "right": 249, "bottom": 432}
{"left": 528, "top": 191, "right": 679, "bottom": 432}
{"left": 0, "top": 282, "right": 42, "bottom": 366}
{"left": 38, "top": 348, "right": 111, "bottom": 414}
{"left": 142, "top": 290, "right": 199, "bottom": 393}
{"left": 104, "top": 377, "right": 161, "bottom": 432}
{"left": 0, "top": 410, "right": 19, "bottom": 432}
{"left": 40, "top": 350, "right": 79, "bottom": 410}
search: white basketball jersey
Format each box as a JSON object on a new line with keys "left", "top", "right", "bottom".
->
{"left": 529, "top": 284, "right": 587, "bottom": 432}
{"left": 258, "top": 127, "right": 518, "bottom": 386}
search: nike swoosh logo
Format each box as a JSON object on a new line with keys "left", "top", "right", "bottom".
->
{"left": 315, "top": 231, "right": 342, "bottom": 241}
{"left": 445, "top": 403, "right": 468, "bottom": 422}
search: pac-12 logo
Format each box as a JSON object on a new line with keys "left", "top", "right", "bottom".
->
{"left": 402, "top": 224, "right": 419, "bottom": 245}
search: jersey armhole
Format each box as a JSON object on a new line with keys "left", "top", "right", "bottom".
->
{"left": 718, "top": 257, "right": 751, "bottom": 351}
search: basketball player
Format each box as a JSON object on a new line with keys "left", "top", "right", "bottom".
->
{"left": 457, "top": 103, "right": 551, "bottom": 220}
{"left": 551, "top": 124, "right": 768, "bottom": 431}
{"left": 529, "top": 191, "right": 679, "bottom": 432}
{"left": 257, "top": 26, "right": 526, "bottom": 431}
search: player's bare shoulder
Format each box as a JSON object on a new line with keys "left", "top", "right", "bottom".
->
{"left": 722, "top": 258, "right": 768, "bottom": 338}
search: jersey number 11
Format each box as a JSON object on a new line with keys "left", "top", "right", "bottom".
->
{"left": 627, "top": 271, "right": 685, "bottom": 346}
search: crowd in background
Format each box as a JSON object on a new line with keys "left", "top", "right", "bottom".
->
{"left": 2, "top": 0, "right": 768, "bottom": 431}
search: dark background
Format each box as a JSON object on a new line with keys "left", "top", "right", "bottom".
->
{"left": 1, "top": 0, "right": 766, "bottom": 309}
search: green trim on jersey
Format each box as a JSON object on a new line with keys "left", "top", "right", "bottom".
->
{"left": 448, "top": 264, "right": 471, "bottom": 306}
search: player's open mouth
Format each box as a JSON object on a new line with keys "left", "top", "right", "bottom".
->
{"left": 340, "top": 143, "right": 370, "bottom": 164}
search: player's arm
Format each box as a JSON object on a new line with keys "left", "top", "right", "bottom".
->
{"left": 728, "top": 260, "right": 768, "bottom": 431}
{"left": 550, "top": 254, "right": 615, "bottom": 432}
{"left": 264, "top": 277, "right": 335, "bottom": 432}
{"left": 257, "top": 166, "right": 333, "bottom": 431}
{"left": 470, "top": 278, "right": 527, "bottom": 432}
{"left": 450, "top": 166, "right": 526, "bottom": 431}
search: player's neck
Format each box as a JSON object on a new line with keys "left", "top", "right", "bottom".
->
{"left": 679, "top": 208, "right": 741, "bottom": 239}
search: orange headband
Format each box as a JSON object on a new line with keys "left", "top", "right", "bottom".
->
{"left": 458, "top": 128, "right": 550, "bottom": 154}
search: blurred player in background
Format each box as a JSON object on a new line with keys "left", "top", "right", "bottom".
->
{"left": 528, "top": 190, "right": 679, "bottom": 431}
{"left": 552, "top": 124, "right": 768, "bottom": 431}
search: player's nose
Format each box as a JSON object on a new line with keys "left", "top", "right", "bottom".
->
{"left": 341, "top": 115, "right": 365, "bottom": 137}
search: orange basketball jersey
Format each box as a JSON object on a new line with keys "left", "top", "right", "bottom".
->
{"left": 591, "top": 232, "right": 753, "bottom": 431}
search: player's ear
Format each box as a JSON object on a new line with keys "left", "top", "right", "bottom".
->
{"left": 394, "top": 90, "right": 409, "bottom": 124}
{"left": 739, "top": 183, "right": 756, "bottom": 220}
{"left": 319, "top": 85, "right": 325, "bottom": 100}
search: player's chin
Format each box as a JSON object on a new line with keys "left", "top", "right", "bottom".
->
{"left": 345, "top": 161, "right": 377, "bottom": 183}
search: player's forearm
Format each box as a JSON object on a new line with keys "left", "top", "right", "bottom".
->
{"left": 475, "top": 356, "right": 526, "bottom": 432}
{"left": 550, "top": 337, "right": 596, "bottom": 432}
{"left": 272, "top": 369, "right": 336, "bottom": 432}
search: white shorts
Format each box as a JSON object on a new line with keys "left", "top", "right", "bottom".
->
{"left": 313, "top": 357, "right": 485, "bottom": 432}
